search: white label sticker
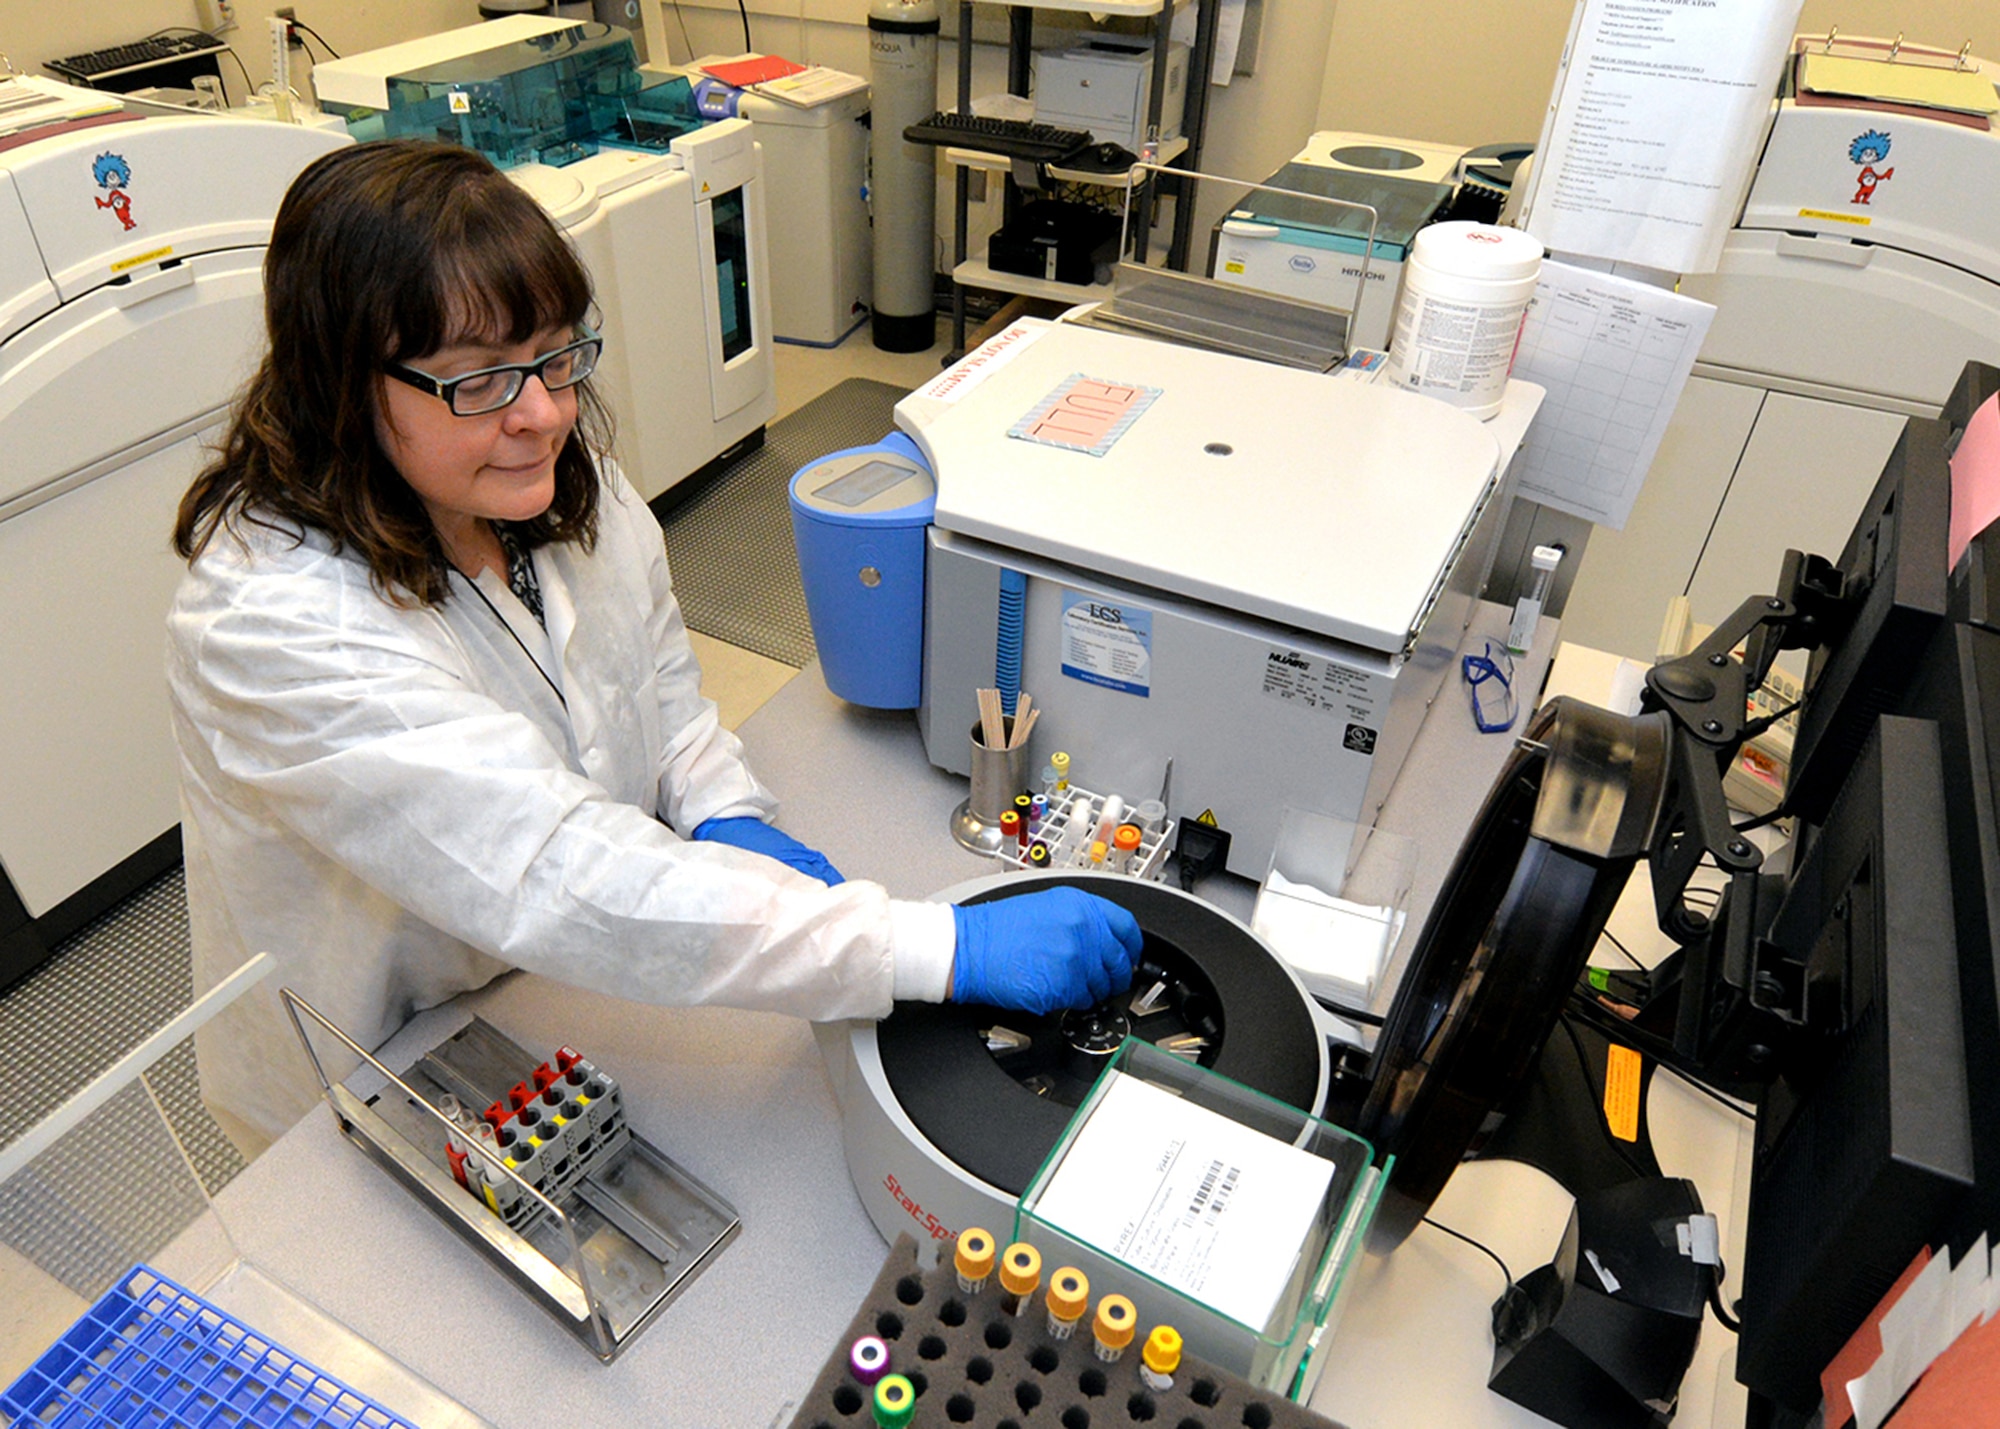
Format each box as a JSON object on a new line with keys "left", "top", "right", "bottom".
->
{"left": 448, "top": 90, "right": 471, "bottom": 113}
{"left": 1584, "top": 1248, "right": 1622, "bottom": 1295}
{"left": 1061, "top": 593, "right": 1152, "bottom": 697}
{"left": 1258, "top": 649, "right": 1382, "bottom": 756}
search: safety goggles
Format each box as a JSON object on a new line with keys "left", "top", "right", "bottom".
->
{"left": 1461, "top": 638, "right": 1518, "bottom": 734}
{"left": 384, "top": 324, "right": 602, "bottom": 416}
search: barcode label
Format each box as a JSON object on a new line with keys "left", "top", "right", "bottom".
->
{"left": 1184, "top": 1159, "right": 1224, "bottom": 1224}
{"left": 1206, "top": 1166, "right": 1241, "bottom": 1223}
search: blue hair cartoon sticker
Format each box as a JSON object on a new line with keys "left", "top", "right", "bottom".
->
{"left": 92, "top": 152, "right": 132, "bottom": 188}
{"left": 91, "top": 151, "right": 137, "bottom": 231}
{"left": 1847, "top": 129, "right": 1894, "bottom": 206}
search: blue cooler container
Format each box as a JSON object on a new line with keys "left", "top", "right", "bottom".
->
{"left": 789, "top": 431, "right": 936, "bottom": 708}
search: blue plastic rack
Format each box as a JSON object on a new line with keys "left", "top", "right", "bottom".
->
{"left": 3, "top": 1264, "right": 422, "bottom": 1428}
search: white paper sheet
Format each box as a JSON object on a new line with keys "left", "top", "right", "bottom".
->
{"left": 1507, "top": 259, "right": 1714, "bottom": 530}
{"left": 1030, "top": 1071, "right": 1335, "bottom": 1329}
{"left": 1524, "top": 0, "right": 1804, "bottom": 271}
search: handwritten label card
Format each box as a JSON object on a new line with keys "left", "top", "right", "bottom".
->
{"left": 1009, "top": 373, "right": 1162, "bottom": 457}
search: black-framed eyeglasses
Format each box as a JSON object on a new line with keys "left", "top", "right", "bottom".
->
{"left": 384, "top": 325, "right": 602, "bottom": 416}
{"left": 1462, "top": 639, "right": 1518, "bottom": 734}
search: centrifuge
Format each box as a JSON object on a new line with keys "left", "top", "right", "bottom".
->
{"left": 816, "top": 871, "right": 1337, "bottom": 1249}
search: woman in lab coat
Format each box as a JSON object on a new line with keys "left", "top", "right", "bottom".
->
{"left": 167, "top": 140, "right": 1139, "bottom": 1151}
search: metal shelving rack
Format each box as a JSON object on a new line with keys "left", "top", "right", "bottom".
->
{"left": 941, "top": 0, "right": 1222, "bottom": 356}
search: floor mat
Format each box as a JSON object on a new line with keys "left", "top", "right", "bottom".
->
{"left": 660, "top": 377, "right": 908, "bottom": 667}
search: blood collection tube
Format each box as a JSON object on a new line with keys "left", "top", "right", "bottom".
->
{"left": 1027, "top": 842, "right": 1051, "bottom": 869}
{"left": 1014, "top": 793, "right": 1035, "bottom": 830}
{"left": 1054, "top": 796, "right": 1092, "bottom": 864}
{"left": 998, "top": 1242, "right": 1042, "bottom": 1316}
{"left": 1112, "top": 824, "right": 1142, "bottom": 874}
{"left": 1050, "top": 751, "right": 1071, "bottom": 793}
{"left": 1000, "top": 809, "right": 1021, "bottom": 852}
{"left": 1092, "top": 795, "right": 1125, "bottom": 848}
{"left": 954, "top": 1227, "right": 996, "bottom": 1294}
{"left": 1092, "top": 1294, "right": 1137, "bottom": 1362}
{"left": 1086, "top": 839, "right": 1108, "bottom": 870}
{"left": 1140, "top": 1324, "right": 1182, "bottom": 1390}
{"left": 1029, "top": 794, "right": 1049, "bottom": 835}
{"left": 1135, "top": 798, "right": 1167, "bottom": 835}
{"left": 1045, "top": 1266, "right": 1090, "bottom": 1340}
{"left": 849, "top": 1335, "right": 891, "bottom": 1386}
{"left": 872, "top": 1374, "right": 916, "bottom": 1429}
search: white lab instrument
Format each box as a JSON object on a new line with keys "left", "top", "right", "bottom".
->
{"left": 905, "top": 318, "right": 1544, "bottom": 879}
{"left": 683, "top": 59, "right": 872, "bottom": 347}
{"left": 506, "top": 127, "right": 777, "bottom": 500}
{"left": 1208, "top": 132, "right": 1465, "bottom": 352}
{"left": 728, "top": 86, "right": 871, "bottom": 346}
{"left": 314, "top": 17, "right": 777, "bottom": 500}
{"left": 0, "top": 98, "right": 350, "bottom": 986}
{"left": 1553, "top": 38, "right": 2000, "bottom": 657}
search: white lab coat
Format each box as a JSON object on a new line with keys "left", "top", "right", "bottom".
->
{"left": 167, "top": 469, "right": 954, "bottom": 1145}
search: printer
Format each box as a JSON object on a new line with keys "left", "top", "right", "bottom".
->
{"left": 313, "top": 18, "right": 777, "bottom": 502}
{"left": 1550, "top": 37, "right": 2000, "bottom": 657}
{"left": 900, "top": 317, "right": 1543, "bottom": 879}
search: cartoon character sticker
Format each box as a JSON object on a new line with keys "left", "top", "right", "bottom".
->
{"left": 1848, "top": 129, "right": 1893, "bottom": 206}
{"left": 92, "top": 152, "right": 135, "bottom": 231}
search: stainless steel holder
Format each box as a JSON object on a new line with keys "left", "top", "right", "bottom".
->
{"left": 1068, "top": 163, "right": 1383, "bottom": 373}
{"left": 282, "top": 990, "right": 739, "bottom": 1362}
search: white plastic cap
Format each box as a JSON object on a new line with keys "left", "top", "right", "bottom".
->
{"left": 1411, "top": 221, "right": 1545, "bottom": 281}
{"left": 1531, "top": 544, "right": 1564, "bottom": 571}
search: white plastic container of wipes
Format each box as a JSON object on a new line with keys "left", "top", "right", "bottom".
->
{"left": 1382, "top": 221, "right": 1544, "bottom": 421}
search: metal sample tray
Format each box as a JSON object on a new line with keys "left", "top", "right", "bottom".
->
{"left": 284, "top": 993, "right": 739, "bottom": 1362}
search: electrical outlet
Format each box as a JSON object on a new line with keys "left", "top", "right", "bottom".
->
{"left": 202, "top": 0, "right": 238, "bottom": 33}
{"left": 274, "top": 6, "right": 303, "bottom": 46}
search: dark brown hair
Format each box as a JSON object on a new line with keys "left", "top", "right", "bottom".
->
{"left": 174, "top": 139, "right": 609, "bottom": 605}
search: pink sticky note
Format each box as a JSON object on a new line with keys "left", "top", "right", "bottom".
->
{"left": 1947, "top": 393, "right": 2000, "bottom": 573}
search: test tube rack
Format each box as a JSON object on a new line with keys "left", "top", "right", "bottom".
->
{"left": 442, "top": 1044, "right": 633, "bottom": 1231}
{"left": 994, "top": 783, "right": 1175, "bottom": 882}
{"left": 283, "top": 996, "right": 739, "bottom": 1362}
{"left": 787, "top": 1234, "right": 1349, "bottom": 1429}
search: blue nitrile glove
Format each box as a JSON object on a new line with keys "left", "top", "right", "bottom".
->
{"left": 950, "top": 888, "right": 1143, "bottom": 1014}
{"left": 690, "top": 816, "right": 845, "bottom": 886}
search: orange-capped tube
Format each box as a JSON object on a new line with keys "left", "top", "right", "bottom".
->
{"left": 954, "top": 1227, "right": 996, "bottom": 1293}
{"left": 1092, "top": 1294, "right": 1136, "bottom": 1361}
{"left": 1111, "top": 824, "right": 1142, "bottom": 874}
{"left": 1140, "top": 1324, "right": 1183, "bottom": 1390}
{"left": 998, "top": 1242, "right": 1042, "bottom": 1317}
{"left": 1045, "top": 1266, "right": 1090, "bottom": 1340}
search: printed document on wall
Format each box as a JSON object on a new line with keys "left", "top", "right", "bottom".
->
{"left": 1524, "top": 0, "right": 1803, "bottom": 272}
{"left": 1508, "top": 260, "right": 1715, "bottom": 529}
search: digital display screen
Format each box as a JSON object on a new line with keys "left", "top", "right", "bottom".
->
{"left": 814, "top": 460, "right": 914, "bottom": 508}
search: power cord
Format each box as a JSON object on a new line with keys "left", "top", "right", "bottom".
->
{"left": 1421, "top": 1215, "right": 1514, "bottom": 1293}
{"left": 289, "top": 20, "right": 341, "bottom": 60}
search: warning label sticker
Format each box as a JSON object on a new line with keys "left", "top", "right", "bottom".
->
{"left": 1602, "top": 1043, "right": 1644, "bottom": 1143}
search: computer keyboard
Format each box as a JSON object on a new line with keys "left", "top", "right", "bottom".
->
{"left": 47, "top": 33, "right": 228, "bottom": 86}
{"left": 903, "top": 110, "right": 1092, "bottom": 166}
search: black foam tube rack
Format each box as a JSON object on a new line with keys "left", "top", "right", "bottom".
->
{"left": 787, "top": 1234, "right": 1349, "bottom": 1429}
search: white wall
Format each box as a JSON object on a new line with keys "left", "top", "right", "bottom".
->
{"left": 1315, "top": 0, "right": 2000, "bottom": 150}
{"left": 0, "top": 0, "right": 482, "bottom": 106}
{"left": 9, "top": 0, "right": 1995, "bottom": 273}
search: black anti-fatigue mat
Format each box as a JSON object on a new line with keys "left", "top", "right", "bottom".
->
{"left": 660, "top": 377, "right": 908, "bottom": 667}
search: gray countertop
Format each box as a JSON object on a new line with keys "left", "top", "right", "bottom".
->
{"left": 211, "top": 603, "right": 1559, "bottom": 1428}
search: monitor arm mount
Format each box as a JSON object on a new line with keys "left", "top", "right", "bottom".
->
{"left": 1569, "top": 551, "right": 1849, "bottom": 1098}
